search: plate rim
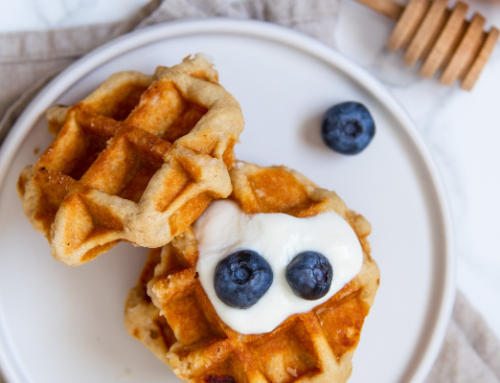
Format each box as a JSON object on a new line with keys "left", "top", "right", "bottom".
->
{"left": 0, "top": 18, "right": 455, "bottom": 383}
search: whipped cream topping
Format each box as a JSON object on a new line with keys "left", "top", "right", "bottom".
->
{"left": 194, "top": 200, "right": 363, "bottom": 335}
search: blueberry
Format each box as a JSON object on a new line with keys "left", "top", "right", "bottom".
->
{"left": 321, "top": 102, "right": 375, "bottom": 155}
{"left": 214, "top": 250, "right": 273, "bottom": 309}
{"left": 286, "top": 251, "right": 333, "bottom": 300}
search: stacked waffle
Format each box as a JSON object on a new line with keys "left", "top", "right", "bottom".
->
{"left": 18, "top": 55, "right": 379, "bottom": 383}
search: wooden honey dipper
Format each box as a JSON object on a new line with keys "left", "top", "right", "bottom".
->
{"left": 354, "top": 0, "right": 500, "bottom": 90}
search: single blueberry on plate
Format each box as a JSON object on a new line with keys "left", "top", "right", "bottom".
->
{"left": 321, "top": 102, "right": 375, "bottom": 155}
{"left": 286, "top": 251, "right": 333, "bottom": 300}
{"left": 214, "top": 250, "right": 273, "bottom": 309}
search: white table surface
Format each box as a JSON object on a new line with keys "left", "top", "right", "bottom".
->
{"left": 2, "top": 0, "right": 500, "bottom": 342}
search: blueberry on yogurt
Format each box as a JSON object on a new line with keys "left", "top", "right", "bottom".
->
{"left": 321, "top": 102, "right": 375, "bottom": 155}
{"left": 286, "top": 251, "right": 333, "bottom": 300}
{"left": 214, "top": 250, "right": 273, "bottom": 309}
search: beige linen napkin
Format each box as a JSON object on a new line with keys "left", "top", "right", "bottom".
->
{"left": 0, "top": 1, "right": 499, "bottom": 382}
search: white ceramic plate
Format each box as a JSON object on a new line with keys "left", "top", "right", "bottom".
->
{"left": 0, "top": 19, "right": 454, "bottom": 383}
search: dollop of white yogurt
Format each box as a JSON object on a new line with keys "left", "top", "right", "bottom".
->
{"left": 194, "top": 200, "right": 363, "bottom": 334}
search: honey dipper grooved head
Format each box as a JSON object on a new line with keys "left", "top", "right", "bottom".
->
{"left": 383, "top": 0, "right": 499, "bottom": 89}
{"left": 17, "top": 54, "right": 244, "bottom": 266}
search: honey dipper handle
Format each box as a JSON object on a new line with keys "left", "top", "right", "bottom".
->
{"left": 354, "top": 0, "right": 405, "bottom": 21}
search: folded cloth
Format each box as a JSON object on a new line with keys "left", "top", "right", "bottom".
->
{"left": 0, "top": 1, "right": 499, "bottom": 382}
{"left": 427, "top": 291, "right": 500, "bottom": 383}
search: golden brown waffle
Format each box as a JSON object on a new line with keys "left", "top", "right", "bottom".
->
{"left": 18, "top": 55, "right": 244, "bottom": 266}
{"left": 125, "top": 162, "right": 379, "bottom": 383}
{"left": 124, "top": 247, "right": 176, "bottom": 367}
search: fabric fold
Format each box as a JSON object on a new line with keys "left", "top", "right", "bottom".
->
{"left": 0, "top": 0, "right": 161, "bottom": 64}
{"left": 0, "top": 0, "right": 160, "bottom": 133}
{"left": 426, "top": 292, "right": 500, "bottom": 383}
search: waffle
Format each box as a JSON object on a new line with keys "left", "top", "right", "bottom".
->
{"left": 125, "top": 162, "right": 380, "bottom": 383}
{"left": 124, "top": 247, "right": 176, "bottom": 367}
{"left": 17, "top": 55, "right": 244, "bottom": 266}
